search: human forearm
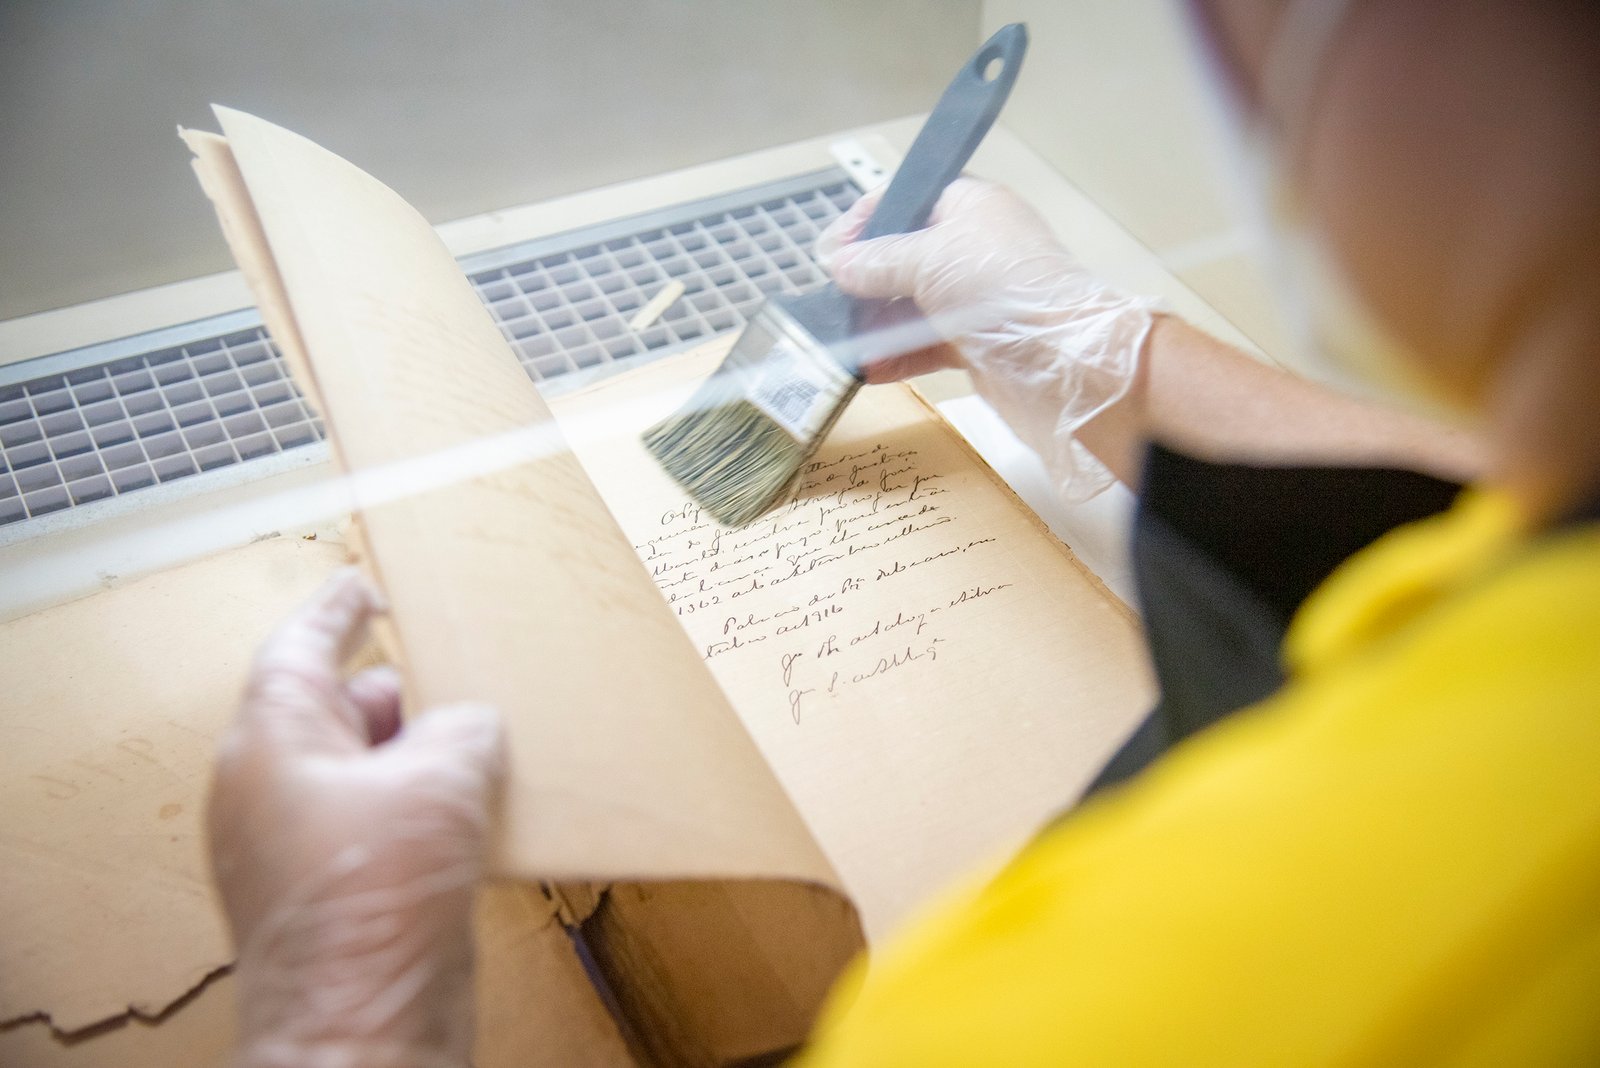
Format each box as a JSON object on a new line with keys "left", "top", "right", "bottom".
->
{"left": 820, "top": 178, "right": 1483, "bottom": 497}
{"left": 1076, "top": 314, "right": 1486, "bottom": 488}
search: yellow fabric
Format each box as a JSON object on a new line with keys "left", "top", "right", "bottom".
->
{"left": 800, "top": 489, "right": 1600, "bottom": 1065}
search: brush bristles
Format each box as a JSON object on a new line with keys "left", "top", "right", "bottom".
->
{"left": 643, "top": 381, "right": 810, "bottom": 527}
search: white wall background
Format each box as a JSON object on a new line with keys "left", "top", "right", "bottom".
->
{"left": 981, "top": 0, "right": 1289, "bottom": 362}
{"left": 2, "top": 1, "right": 1284, "bottom": 366}
{"left": 0, "top": 0, "right": 980, "bottom": 320}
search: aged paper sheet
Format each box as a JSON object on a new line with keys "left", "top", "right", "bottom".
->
{"left": 0, "top": 536, "right": 631, "bottom": 1061}
{"left": 0, "top": 536, "right": 348, "bottom": 1032}
{"left": 0, "top": 884, "right": 634, "bottom": 1068}
{"left": 186, "top": 107, "right": 838, "bottom": 888}
{"left": 553, "top": 346, "right": 1155, "bottom": 937}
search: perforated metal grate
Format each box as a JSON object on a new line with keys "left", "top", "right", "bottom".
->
{"left": 0, "top": 169, "right": 859, "bottom": 529}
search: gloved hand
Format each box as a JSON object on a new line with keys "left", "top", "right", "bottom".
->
{"left": 816, "top": 177, "right": 1159, "bottom": 500}
{"left": 209, "top": 569, "right": 506, "bottom": 1068}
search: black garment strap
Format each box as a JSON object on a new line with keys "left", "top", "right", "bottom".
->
{"left": 1082, "top": 444, "right": 1463, "bottom": 798}
{"left": 1134, "top": 445, "right": 1464, "bottom": 620}
{"left": 1566, "top": 486, "right": 1600, "bottom": 525}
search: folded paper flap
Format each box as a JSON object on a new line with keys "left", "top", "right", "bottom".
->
{"left": 189, "top": 107, "right": 840, "bottom": 889}
{"left": 180, "top": 126, "right": 325, "bottom": 415}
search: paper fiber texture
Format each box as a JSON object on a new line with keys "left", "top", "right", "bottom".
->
{"left": 182, "top": 107, "right": 837, "bottom": 888}
{"left": 0, "top": 881, "right": 633, "bottom": 1068}
{"left": 0, "top": 536, "right": 349, "bottom": 1033}
{"left": 553, "top": 345, "right": 1154, "bottom": 937}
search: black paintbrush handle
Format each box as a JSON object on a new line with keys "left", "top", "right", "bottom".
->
{"left": 782, "top": 25, "right": 1027, "bottom": 372}
{"left": 859, "top": 23, "right": 1028, "bottom": 241}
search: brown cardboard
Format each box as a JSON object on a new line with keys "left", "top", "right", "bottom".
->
{"left": 581, "top": 881, "right": 863, "bottom": 1066}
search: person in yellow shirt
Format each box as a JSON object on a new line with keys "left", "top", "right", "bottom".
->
{"left": 205, "top": 0, "right": 1600, "bottom": 1063}
{"left": 791, "top": 0, "right": 1600, "bottom": 1060}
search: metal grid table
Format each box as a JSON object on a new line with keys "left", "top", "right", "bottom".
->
{"left": 0, "top": 168, "right": 859, "bottom": 529}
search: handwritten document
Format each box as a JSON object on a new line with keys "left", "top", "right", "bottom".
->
{"left": 187, "top": 110, "right": 837, "bottom": 890}
{"left": 650, "top": 443, "right": 1003, "bottom": 719}
{"left": 185, "top": 106, "right": 1150, "bottom": 951}
{"left": 554, "top": 344, "right": 1154, "bottom": 937}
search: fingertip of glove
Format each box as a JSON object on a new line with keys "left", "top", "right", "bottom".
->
{"left": 820, "top": 243, "right": 861, "bottom": 283}
{"left": 407, "top": 702, "right": 505, "bottom": 769}
{"left": 813, "top": 230, "right": 856, "bottom": 274}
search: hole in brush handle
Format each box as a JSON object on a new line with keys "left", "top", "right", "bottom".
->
{"left": 858, "top": 22, "right": 1029, "bottom": 242}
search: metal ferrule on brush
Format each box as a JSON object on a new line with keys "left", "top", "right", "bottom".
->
{"left": 643, "top": 22, "right": 1028, "bottom": 529}
{"left": 642, "top": 288, "right": 863, "bottom": 527}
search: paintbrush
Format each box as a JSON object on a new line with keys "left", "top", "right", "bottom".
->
{"left": 643, "top": 23, "right": 1028, "bottom": 526}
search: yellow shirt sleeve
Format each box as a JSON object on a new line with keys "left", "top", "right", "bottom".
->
{"left": 799, "top": 496, "right": 1600, "bottom": 1065}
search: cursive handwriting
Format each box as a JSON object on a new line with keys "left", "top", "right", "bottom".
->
{"left": 632, "top": 437, "right": 1025, "bottom": 726}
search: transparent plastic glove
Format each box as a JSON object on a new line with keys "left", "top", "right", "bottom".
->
{"left": 816, "top": 177, "right": 1158, "bottom": 500}
{"left": 209, "top": 569, "right": 506, "bottom": 1068}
